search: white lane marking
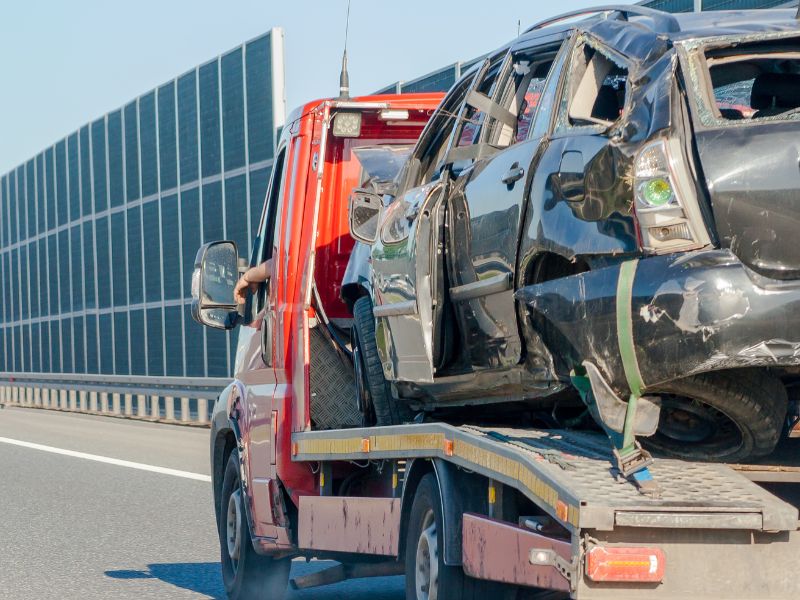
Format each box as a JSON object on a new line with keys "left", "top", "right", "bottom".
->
{"left": 0, "top": 436, "right": 211, "bottom": 482}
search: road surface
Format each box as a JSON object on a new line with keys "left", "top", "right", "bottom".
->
{"left": 0, "top": 406, "right": 404, "bottom": 599}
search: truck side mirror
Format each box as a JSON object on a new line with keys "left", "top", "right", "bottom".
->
{"left": 349, "top": 190, "right": 383, "bottom": 245}
{"left": 191, "top": 241, "right": 241, "bottom": 330}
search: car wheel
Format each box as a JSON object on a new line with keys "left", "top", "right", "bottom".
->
{"left": 644, "top": 370, "right": 787, "bottom": 462}
{"left": 405, "top": 474, "right": 513, "bottom": 600}
{"left": 219, "top": 450, "right": 290, "bottom": 599}
{"left": 352, "top": 296, "right": 413, "bottom": 426}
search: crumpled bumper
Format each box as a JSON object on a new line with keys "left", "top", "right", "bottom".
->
{"left": 516, "top": 249, "right": 800, "bottom": 396}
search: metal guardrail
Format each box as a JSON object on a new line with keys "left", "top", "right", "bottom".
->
{"left": 0, "top": 372, "right": 228, "bottom": 426}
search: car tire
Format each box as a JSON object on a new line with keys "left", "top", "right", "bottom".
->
{"left": 219, "top": 450, "right": 290, "bottom": 600}
{"left": 405, "top": 474, "right": 513, "bottom": 600}
{"left": 352, "top": 296, "right": 413, "bottom": 426}
{"left": 644, "top": 369, "right": 787, "bottom": 462}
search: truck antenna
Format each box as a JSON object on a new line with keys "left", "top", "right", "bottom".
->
{"left": 517, "top": 19, "right": 521, "bottom": 37}
{"left": 338, "top": 0, "right": 352, "bottom": 99}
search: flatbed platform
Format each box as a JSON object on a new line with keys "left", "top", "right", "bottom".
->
{"left": 293, "top": 423, "right": 799, "bottom": 533}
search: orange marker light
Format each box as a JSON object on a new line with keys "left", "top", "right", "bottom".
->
{"left": 291, "top": 442, "right": 299, "bottom": 456}
{"left": 586, "top": 546, "right": 666, "bottom": 583}
{"left": 444, "top": 439, "right": 454, "bottom": 456}
{"left": 361, "top": 438, "right": 371, "bottom": 453}
{"left": 556, "top": 500, "right": 569, "bottom": 523}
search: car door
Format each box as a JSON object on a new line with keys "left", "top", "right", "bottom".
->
{"left": 370, "top": 72, "right": 478, "bottom": 384}
{"left": 520, "top": 36, "right": 639, "bottom": 279}
{"left": 233, "top": 141, "right": 290, "bottom": 538}
{"left": 443, "top": 35, "right": 569, "bottom": 374}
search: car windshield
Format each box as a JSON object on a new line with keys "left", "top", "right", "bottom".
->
{"left": 353, "top": 145, "right": 413, "bottom": 183}
{"left": 697, "top": 43, "right": 800, "bottom": 123}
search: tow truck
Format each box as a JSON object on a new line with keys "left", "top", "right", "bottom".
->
{"left": 190, "top": 10, "right": 800, "bottom": 599}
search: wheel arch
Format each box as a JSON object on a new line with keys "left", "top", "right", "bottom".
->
{"left": 399, "top": 458, "right": 487, "bottom": 566}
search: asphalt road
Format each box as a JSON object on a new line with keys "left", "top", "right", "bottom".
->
{"left": 0, "top": 406, "right": 404, "bottom": 599}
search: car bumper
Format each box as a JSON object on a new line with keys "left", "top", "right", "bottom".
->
{"left": 517, "top": 249, "right": 800, "bottom": 395}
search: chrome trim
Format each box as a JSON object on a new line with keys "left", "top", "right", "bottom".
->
{"left": 449, "top": 272, "right": 511, "bottom": 302}
{"left": 373, "top": 300, "right": 417, "bottom": 318}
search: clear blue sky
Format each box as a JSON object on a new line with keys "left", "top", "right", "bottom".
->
{"left": 0, "top": 0, "right": 633, "bottom": 173}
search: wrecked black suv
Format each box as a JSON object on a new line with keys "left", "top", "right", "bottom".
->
{"left": 345, "top": 6, "right": 800, "bottom": 462}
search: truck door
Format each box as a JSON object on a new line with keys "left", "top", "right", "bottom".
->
{"left": 234, "top": 142, "right": 290, "bottom": 537}
{"left": 444, "top": 36, "right": 568, "bottom": 373}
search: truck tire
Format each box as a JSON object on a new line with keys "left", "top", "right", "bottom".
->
{"left": 352, "top": 296, "right": 414, "bottom": 426}
{"left": 645, "top": 369, "right": 787, "bottom": 462}
{"left": 405, "top": 474, "right": 511, "bottom": 600}
{"left": 219, "top": 450, "right": 290, "bottom": 600}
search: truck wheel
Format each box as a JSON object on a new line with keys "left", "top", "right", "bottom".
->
{"left": 645, "top": 370, "right": 787, "bottom": 462}
{"left": 219, "top": 450, "right": 290, "bottom": 599}
{"left": 405, "top": 474, "right": 509, "bottom": 600}
{"left": 352, "top": 296, "right": 413, "bottom": 426}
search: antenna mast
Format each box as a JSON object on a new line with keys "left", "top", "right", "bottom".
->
{"left": 338, "top": 0, "right": 352, "bottom": 99}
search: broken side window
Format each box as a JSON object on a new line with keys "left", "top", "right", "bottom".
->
{"left": 556, "top": 39, "right": 629, "bottom": 132}
{"left": 487, "top": 41, "right": 566, "bottom": 145}
{"left": 407, "top": 72, "right": 474, "bottom": 187}
{"left": 701, "top": 44, "right": 800, "bottom": 122}
{"left": 455, "top": 59, "right": 504, "bottom": 148}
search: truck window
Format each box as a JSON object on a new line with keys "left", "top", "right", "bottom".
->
{"left": 249, "top": 145, "right": 287, "bottom": 316}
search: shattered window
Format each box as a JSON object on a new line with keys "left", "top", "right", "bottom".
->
{"left": 557, "top": 41, "right": 629, "bottom": 131}
{"left": 705, "top": 52, "right": 800, "bottom": 121}
{"left": 456, "top": 60, "right": 503, "bottom": 147}
{"left": 490, "top": 43, "right": 564, "bottom": 145}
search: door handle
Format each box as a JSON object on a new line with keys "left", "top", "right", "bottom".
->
{"left": 501, "top": 163, "right": 525, "bottom": 185}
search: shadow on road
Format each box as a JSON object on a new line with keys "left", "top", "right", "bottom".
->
{"left": 106, "top": 562, "right": 225, "bottom": 598}
{"left": 105, "top": 560, "right": 404, "bottom": 599}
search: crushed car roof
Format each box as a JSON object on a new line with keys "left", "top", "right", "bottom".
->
{"left": 518, "top": 8, "right": 800, "bottom": 44}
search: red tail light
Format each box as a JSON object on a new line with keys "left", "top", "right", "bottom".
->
{"left": 586, "top": 546, "right": 665, "bottom": 583}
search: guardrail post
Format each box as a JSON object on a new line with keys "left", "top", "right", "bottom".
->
{"left": 26, "top": 387, "right": 33, "bottom": 406}
{"left": 137, "top": 394, "right": 146, "bottom": 417}
{"left": 150, "top": 396, "right": 160, "bottom": 420}
{"left": 124, "top": 394, "right": 132, "bottom": 416}
{"left": 165, "top": 396, "right": 175, "bottom": 421}
{"left": 112, "top": 393, "right": 121, "bottom": 415}
{"left": 89, "top": 392, "right": 98, "bottom": 412}
{"left": 198, "top": 398, "right": 209, "bottom": 424}
{"left": 68, "top": 390, "right": 77, "bottom": 411}
{"left": 180, "top": 397, "right": 190, "bottom": 422}
{"left": 100, "top": 392, "right": 109, "bottom": 413}
{"left": 13, "top": 387, "right": 20, "bottom": 404}
{"left": 78, "top": 390, "right": 87, "bottom": 411}
{"left": 34, "top": 387, "right": 42, "bottom": 407}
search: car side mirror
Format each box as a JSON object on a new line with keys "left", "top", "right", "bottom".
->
{"left": 191, "top": 241, "right": 241, "bottom": 330}
{"left": 349, "top": 189, "right": 383, "bottom": 244}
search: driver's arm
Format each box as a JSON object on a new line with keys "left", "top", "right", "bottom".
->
{"left": 234, "top": 257, "right": 274, "bottom": 304}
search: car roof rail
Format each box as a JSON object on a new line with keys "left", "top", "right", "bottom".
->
{"left": 525, "top": 5, "right": 681, "bottom": 35}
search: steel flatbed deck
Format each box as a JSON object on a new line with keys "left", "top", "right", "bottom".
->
{"left": 293, "top": 422, "right": 799, "bottom": 534}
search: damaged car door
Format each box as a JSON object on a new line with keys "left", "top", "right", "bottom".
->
{"left": 444, "top": 34, "right": 569, "bottom": 375}
{"left": 370, "top": 73, "right": 477, "bottom": 383}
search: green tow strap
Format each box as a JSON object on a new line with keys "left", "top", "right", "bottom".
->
{"left": 615, "top": 259, "right": 645, "bottom": 451}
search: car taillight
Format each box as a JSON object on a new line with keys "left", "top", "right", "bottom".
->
{"left": 633, "top": 139, "right": 710, "bottom": 253}
{"left": 586, "top": 546, "right": 665, "bottom": 583}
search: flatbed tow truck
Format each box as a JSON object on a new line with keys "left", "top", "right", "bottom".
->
{"left": 289, "top": 423, "right": 799, "bottom": 599}
{"left": 189, "top": 29, "right": 800, "bottom": 598}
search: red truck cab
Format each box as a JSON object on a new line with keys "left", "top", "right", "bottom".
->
{"left": 191, "top": 92, "right": 442, "bottom": 596}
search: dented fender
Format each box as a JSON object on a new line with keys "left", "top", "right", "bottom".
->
{"left": 517, "top": 249, "right": 800, "bottom": 397}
